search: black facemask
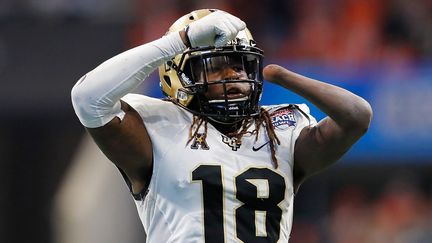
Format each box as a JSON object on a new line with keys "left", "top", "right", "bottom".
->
{"left": 172, "top": 45, "right": 264, "bottom": 122}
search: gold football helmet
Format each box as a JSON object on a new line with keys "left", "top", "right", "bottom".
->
{"left": 159, "top": 9, "right": 264, "bottom": 121}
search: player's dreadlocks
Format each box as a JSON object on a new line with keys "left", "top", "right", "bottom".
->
{"left": 186, "top": 108, "right": 281, "bottom": 168}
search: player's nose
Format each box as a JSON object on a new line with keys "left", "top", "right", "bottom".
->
{"left": 222, "top": 66, "right": 241, "bottom": 80}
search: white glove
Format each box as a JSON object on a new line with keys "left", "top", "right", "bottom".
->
{"left": 186, "top": 11, "right": 246, "bottom": 48}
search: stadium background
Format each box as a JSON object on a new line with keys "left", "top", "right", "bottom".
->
{"left": 1, "top": 0, "right": 431, "bottom": 242}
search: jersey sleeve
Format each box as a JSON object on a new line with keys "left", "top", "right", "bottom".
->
{"left": 119, "top": 94, "right": 192, "bottom": 198}
{"left": 120, "top": 93, "right": 193, "bottom": 145}
{"left": 121, "top": 93, "right": 190, "bottom": 124}
{"left": 266, "top": 103, "right": 318, "bottom": 166}
{"left": 290, "top": 103, "right": 317, "bottom": 158}
{"left": 290, "top": 104, "right": 317, "bottom": 166}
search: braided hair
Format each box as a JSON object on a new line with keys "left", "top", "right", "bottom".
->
{"left": 186, "top": 108, "right": 281, "bottom": 168}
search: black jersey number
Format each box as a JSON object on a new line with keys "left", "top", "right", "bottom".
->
{"left": 192, "top": 165, "right": 286, "bottom": 243}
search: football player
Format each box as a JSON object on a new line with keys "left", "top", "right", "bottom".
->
{"left": 71, "top": 9, "right": 372, "bottom": 243}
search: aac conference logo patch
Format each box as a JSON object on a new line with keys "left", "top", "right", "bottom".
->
{"left": 271, "top": 108, "right": 296, "bottom": 129}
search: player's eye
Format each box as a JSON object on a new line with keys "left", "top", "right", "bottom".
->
{"left": 231, "top": 65, "right": 244, "bottom": 72}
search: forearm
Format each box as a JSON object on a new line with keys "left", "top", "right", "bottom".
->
{"left": 71, "top": 31, "right": 187, "bottom": 128}
{"left": 265, "top": 65, "right": 372, "bottom": 130}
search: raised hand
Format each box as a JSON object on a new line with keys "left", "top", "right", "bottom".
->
{"left": 186, "top": 10, "right": 246, "bottom": 48}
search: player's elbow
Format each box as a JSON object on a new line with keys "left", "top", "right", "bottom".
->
{"left": 71, "top": 76, "right": 91, "bottom": 117}
{"left": 71, "top": 76, "right": 106, "bottom": 128}
{"left": 348, "top": 98, "right": 373, "bottom": 136}
{"left": 71, "top": 75, "right": 123, "bottom": 128}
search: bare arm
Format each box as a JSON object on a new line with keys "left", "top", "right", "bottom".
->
{"left": 86, "top": 101, "right": 153, "bottom": 194}
{"left": 263, "top": 64, "right": 373, "bottom": 192}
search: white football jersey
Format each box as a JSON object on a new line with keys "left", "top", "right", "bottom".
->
{"left": 121, "top": 94, "right": 317, "bottom": 243}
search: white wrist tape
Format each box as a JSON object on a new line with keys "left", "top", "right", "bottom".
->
{"left": 71, "top": 32, "right": 186, "bottom": 128}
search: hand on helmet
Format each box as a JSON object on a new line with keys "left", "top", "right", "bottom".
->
{"left": 186, "top": 11, "right": 246, "bottom": 48}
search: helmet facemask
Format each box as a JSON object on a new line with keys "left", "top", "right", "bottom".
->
{"left": 171, "top": 44, "right": 264, "bottom": 123}
{"left": 158, "top": 9, "right": 264, "bottom": 123}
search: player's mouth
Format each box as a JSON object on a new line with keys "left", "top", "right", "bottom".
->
{"left": 224, "top": 86, "right": 249, "bottom": 99}
{"left": 225, "top": 92, "right": 247, "bottom": 100}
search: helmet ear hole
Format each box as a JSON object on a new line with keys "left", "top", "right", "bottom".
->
{"left": 163, "top": 75, "right": 172, "bottom": 87}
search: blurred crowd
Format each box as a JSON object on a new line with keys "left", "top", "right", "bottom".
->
{"left": 130, "top": 0, "right": 432, "bottom": 65}
{"left": 2, "top": 0, "right": 431, "bottom": 64}
{"left": 291, "top": 176, "right": 432, "bottom": 243}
